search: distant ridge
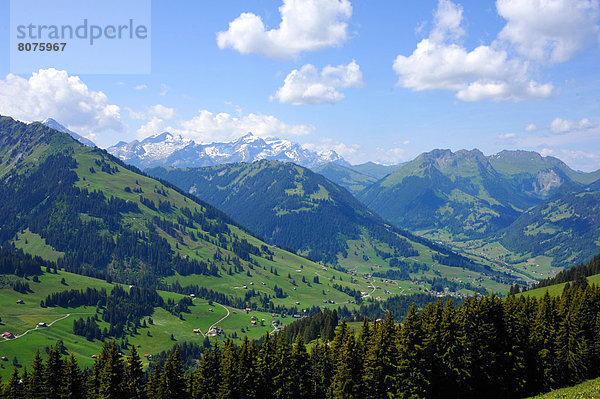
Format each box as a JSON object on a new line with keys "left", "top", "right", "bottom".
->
{"left": 358, "top": 148, "right": 600, "bottom": 237}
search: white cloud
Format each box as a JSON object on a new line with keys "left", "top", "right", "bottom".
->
{"left": 147, "top": 105, "right": 175, "bottom": 120}
{"left": 159, "top": 84, "right": 169, "bottom": 96}
{"left": 456, "top": 80, "right": 552, "bottom": 102}
{"left": 137, "top": 117, "right": 166, "bottom": 139}
{"left": 272, "top": 60, "right": 364, "bottom": 105}
{"left": 126, "top": 104, "right": 175, "bottom": 122}
{"left": 556, "top": 149, "right": 600, "bottom": 172}
{"left": 430, "top": 0, "right": 465, "bottom": 42}
{"left": 499, "top": 132, "right": 517, "bottom": 139}
{"left": 540, "top": 148, "right": 554, "bottom": 157}
{"left": 393, "top": 0, "right": 553, "bottom": 102}
{"left": 134, "top": 84, "right": 147, "bottom": 90}
{"left": 174, "top": 110, "right": 314, "bottom": 143}
{"left": 217, "top": 0, "right": 352, "bottom": 60}
{"left": 130, "top": 105, "right": 177, "bottom": 139}
{"left": 0, "top": 68, "right": 122, "bottom": 134}
{"left": 550, "top": 117, "right": 595, "bottom": 134}
{"left": 511, "top": 117, "right": 599, "bottom": 148}
{"left": 374, "top": 146, "right": 407, "bottom": 164}
{"left": 525, "top": 123, "right": 537, "bottom": 132}
{"left": 126, "top": 107, "right": 147, "bottom": 120}
{"left": 497, "top": 0, "right": 600, "bottom": 64}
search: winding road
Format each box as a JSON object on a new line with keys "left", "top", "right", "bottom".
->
{"left": 0, "top": 312, "right": 95, "bottom": 342}
{"left": 206, "top": 302, "right": 231, "bottom": 334}
{"left": 191, "top": 299, "right": 232, "bottom": 336}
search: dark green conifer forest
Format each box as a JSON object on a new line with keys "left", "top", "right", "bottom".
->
{"left": 4, "top": 280, "right": 600, "bottom": 398}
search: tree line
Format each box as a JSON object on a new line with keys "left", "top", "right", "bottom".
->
{"left": 0, "top": 246, "right": 44, "bottom": 276}
{"left": 43, "top": 285, "right": 192, "bottom": 340}
{"left": 5, "top": 280, "right": 600, "bottom": 398}
{"left": 527, "top": 252, "right": 600, "bottom": 291}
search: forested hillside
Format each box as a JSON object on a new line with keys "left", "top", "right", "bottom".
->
{"left": 500, "top": 190, "right": 600, "bottom": 267}
{"left": 4, "top": 279, "right": 600, "bottom": 398}
{"left": 0, "top": 116, "right": 373, "bottom": 312}
{"left": 149, "top": 161, "right": 431, "bottom": 266}
{"left": 358, "top": 149, "right": 540, "bottom": 237}
{"left": 356, "top": 148, "right": 600, "bottom": 268}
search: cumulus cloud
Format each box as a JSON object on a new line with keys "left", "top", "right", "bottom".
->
{"left": 272, "top": 60, "right": 364, "bottom": 105}
{"left": 0, "top": 68, "right": 122, "bottom": 134}
{"left": 126, "top": 108, "right": 146, "bottom": 120}
{"left": 137, "top": 117, "right": 166, "bottom": 139}
{"left": 129, "top": 105, "right": 176, "bottom": 139}
{"left": 497, "top": 0, "right": 600, "bottom": 64}
{"left": 393, "top": 0, "right": 553, "bottom": 102}
{"left": 525, "top": 123, "right": 537, "bottom": 132}
{"left": 147, "top": 105, "right": 175, "bottom": 120}
{"left": 550, "top": 117, "right": 595, "bottom": 134}
{"left": 217, "top": 0, "right": 352, "bottom": 60}
{"left": 430, "top": 0, "right": 465, "bottom": 42}
{"left": 134, "top": 84, "right": 147, "bottom": 90}
{"left": 509, "top": 117, "right": 599, "bottom": 149}
{"left": 174, "top": 109, "right": 314, "bottom": 143}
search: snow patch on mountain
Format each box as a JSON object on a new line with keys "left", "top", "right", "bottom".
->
{"left": 40, "top": 118, "right": 96, "bottom": 147}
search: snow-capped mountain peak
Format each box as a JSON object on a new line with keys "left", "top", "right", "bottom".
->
{"left": 40, "top": 118, "right": 96, "bottom": 147}
{"left": 107, "top": 131, "right": 347, "bottom": 169}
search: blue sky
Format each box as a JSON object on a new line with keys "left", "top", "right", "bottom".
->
{"left": 0, "top": 0, "right": 599, "bottom": 170}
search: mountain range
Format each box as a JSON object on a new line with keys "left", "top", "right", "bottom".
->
{"left": 14, "top": 116, "right": 600, "bottom": 270}
{"left": 107, "top": 131, "right": 347, "bottom": 169}
{"left": 358, "top": 149, "right": 599, "bottom": 234}
{"left": 149, "top": 161, "right": 428, "bottom": 266}
{"left": 356, "top": 148, "right": 600, "bottom": 266}
{"left": 0, "top": 115, "right": 377, "bottom": 310}
{"left": 148, "top": 160, "right": 517, "bottom": 291}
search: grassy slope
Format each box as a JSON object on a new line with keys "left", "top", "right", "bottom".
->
{"left": 25, "top": 145, "right": 370, "bottom": 311}
{"left": 357, "top": 149, "right": 600, "bottom": 281}
{"left": 0, "top": 123, "right": 379, "bottom": 378}
{"left": 499, "top": 191, "right": 600, "bottom": 268}
{"left": 0, "top": 270, "right": 295, "bottom": 379}
{"left": 520, "top": 274, "right": 600, "bottom": 298}
{"left": 11, "top": 228, "right": 64, "bottom": 262}
{"left": 149, "top": 161, "right": 514, "bottom": 295}
{"left": 526, "top": 377, "right": 600, "bottom": 398}
{"left": 357, "top": 149, "right": 535, "bottom": 239}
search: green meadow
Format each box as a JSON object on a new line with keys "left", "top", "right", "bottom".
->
{"left": 0, "top": 269, "right": 293, "bottom": 380}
